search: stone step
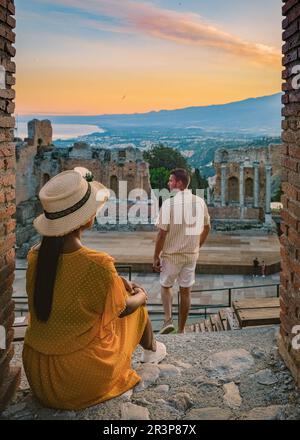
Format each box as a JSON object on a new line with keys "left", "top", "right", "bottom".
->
{"left": 185, "top": 309, "right": 242, "bottom": 333}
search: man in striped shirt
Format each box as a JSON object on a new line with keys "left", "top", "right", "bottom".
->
{"left": 153, "top": 169, "right": 211, "bottom": 334}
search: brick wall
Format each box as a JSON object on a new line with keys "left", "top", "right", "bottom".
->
{"left": 278, "top": 0, "right": 300, "bottom": 386}
{"left": 0, "top": 0, "right": 20, "bottom": 412}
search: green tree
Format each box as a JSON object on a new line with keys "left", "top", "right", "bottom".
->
{"left": 144, "top": 144, "right": 190, "bottom": 171}
{"left": 190, "top": 168, "right": 208, "bottom": 194}
{"left": 149, "top": 167, "right": 170, "bottom": 190}
{"left": 272, "top": 184, "right": 283, "bottom": 202}
{"left": 144, "top": 144, "right": 190, "bottom": 190}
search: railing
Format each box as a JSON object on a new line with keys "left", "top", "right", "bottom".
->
{"left": 13, "top": 265, "right": 280, "bottom": 331}
{"left": 143, "top": 283, "right": 280, "bottom": 328}
{"left": 177, "top": 282, "right": 280, "bottom": 322}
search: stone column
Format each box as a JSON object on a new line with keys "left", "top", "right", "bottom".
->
{"left": 206, "top": 187, "right": 211, "bottom": 205}
{"left": 265, "top": 164, "right": 272, "bottom": 216}
{"left": 253, "top": 161, "right": 260, "bottom": 208}
{"left": 221, "top": 163, "right": 226, "bottom": 207}
{"left": 239, "top": 162, "right": 245, "bottom": 208}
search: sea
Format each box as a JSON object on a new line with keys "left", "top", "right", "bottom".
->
{"left": 15, "top": 122, "right": 105, "bottom": 141}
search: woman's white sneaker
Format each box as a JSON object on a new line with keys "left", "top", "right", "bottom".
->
{"left": 141, "top": 341, "right": 167, "bottom": 364}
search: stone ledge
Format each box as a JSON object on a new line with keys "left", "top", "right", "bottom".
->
{"left": 2, "top": 326, "right": 300, "bottom": 420}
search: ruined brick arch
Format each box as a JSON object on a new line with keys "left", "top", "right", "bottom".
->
{"left": 220, "top": 150, "right": 229, "bottom": 162}
{"left": 104, "top": 150, "right": 111, "bottom": 162}
{"left": 245, "top": 177, "right": 253, "bottom": 198}
{"left": 110, "top": 175, "right": 119, "bottom": 198}
{"left": 228, "top": 176, "right": 239, "bottom": 202}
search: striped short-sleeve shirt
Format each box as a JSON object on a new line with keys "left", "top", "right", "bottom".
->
{"left": 156, "top": 189, "right": 210, "bottom": 264}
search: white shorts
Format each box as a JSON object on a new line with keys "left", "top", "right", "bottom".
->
{"left": 160, "top": 259, "right": 197, "bottom": 288}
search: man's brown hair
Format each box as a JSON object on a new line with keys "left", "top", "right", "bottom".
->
{"left": 170, "top": 168, "right": 190, "bottom": 188}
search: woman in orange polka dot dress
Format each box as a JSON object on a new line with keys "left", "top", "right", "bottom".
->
{"left": 22, "top": 170, "right": 166, "bottom": 410}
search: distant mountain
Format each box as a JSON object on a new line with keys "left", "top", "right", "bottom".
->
{"left": 19, "top": 93, "right": 282, "bottom": 135}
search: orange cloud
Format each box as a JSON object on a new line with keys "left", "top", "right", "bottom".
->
{"left": 45, "top": 0, "right": 281, "bottom": 67}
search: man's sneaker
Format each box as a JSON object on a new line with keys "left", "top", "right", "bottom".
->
{"left": 141, "top": 341, "right": 167, "bottom": 364}
{"left": 159, "top": 320, "right": 175, "bottom": 335}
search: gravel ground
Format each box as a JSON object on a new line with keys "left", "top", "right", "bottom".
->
{"left": 2, "top": 326, "right": 300, "bottom": 420}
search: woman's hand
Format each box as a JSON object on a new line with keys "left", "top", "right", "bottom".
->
{"left": 120, "top": 276, "right": 133, "bottom": 293}
{"left": 120, "top": 276, "right": 148, "bottom": 304}
{"left": 133, "top": 287, "right": 148, "bottom": 305}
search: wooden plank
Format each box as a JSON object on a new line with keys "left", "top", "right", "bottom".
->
{"left": 218, "top": 310, "right": 228, "bottom": 330}
{"left": 194, "top": 323, "right": 200, "bottom": 333}
{"left": 13, "top": 326, "right": 27, "bottom": 342}
{"left": 200, "top": 322, "right": 206, "bottom": 333}
{"left": 236, "top": 307, "right": 280, "bottom": 327}
{"left": 219, "top": 310, "right": 229, "bottom": 331}
{"left": 13, "top": 315, "right": 28, "bottom": 342}
{"left": 205, "top": 319, "right": 213, "bottom": 332}
{"left": 223, "top": 308, "right": 241, "bottom": 330}
{"left": 214, "top": 314, "right": 224, "bottom": 332}
{"left": 233, "top": 298, "right": 279, "bottom": 312}
{"left": 13, "top": 316, "right": 28, "bottom": 327}
{"left": 210, "top": 315, "right": 218, "bottom": 332}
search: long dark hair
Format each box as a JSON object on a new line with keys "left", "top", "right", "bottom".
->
{"left": 33, "top": 236, "right": 64, "bottom": 322}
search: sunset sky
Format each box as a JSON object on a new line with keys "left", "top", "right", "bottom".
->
{"left": 15, "top": 0, "right": 282, "bottom": 115}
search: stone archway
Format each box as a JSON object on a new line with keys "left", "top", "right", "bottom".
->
{"left": 245, "top": 177, "right": 253, "bottom": 198}
{"left": 228, "top": 176, "right": 239, "bottom": 202}
{"left": 110, "top": 175, "right": 119, "bottom": 198}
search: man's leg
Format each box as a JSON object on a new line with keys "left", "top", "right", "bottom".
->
{"left": 177, "top": 261, "right": 196, "bottom": 333}
{"left": 178, "top": 287, "right": 191, "bottom": 333}
{"left": 161, "top": 286, "right": 173, "bottom": 322}
{"left": 159, "top": 259, "right": 178, "bottom": 333}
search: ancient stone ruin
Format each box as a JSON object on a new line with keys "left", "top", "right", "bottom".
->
{"left": 208, "top": 144, "right": 282, "bottom": 231}
{"left": 15, "top": 120, "right": 152, "bottom": 256}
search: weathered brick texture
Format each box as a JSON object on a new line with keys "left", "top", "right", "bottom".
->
{"left": 0, "top": 0, "right": 20, "bottom": 413}
{"left": 279, "top": 0, "right": 300, "bottom": 387}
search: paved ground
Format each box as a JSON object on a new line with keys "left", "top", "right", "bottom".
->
{"left": 4, "top": 327, "right": 300, "bottom": 420}
{"left": 80, "top": 230, "right": 281, "bottom": 271}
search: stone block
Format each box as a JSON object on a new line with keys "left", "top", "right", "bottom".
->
{"left": 16, "top": 201, "right": 37, "bottom": 225}
{"left": 0, "top": 116, "right": 15, "bottom": 128}
{"left": 206, "top": 349, "right": 255, "bottom": 380}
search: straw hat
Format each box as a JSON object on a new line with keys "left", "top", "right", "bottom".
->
{"left": 34, "top": 169, "right": 110, "bottom": 237}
